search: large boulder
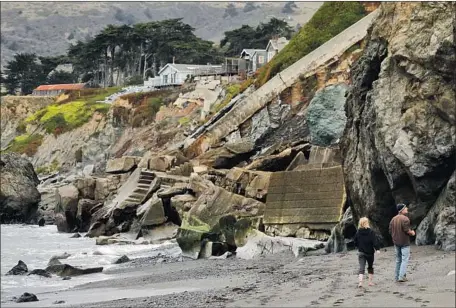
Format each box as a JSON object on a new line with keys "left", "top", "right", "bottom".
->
{"left": 6, "top": 260, "right": 28, "bottom": 275}
{"left": 306, "top": 83, "right": 348, "bottom": 146}
{"left": 105, "top": 156, "right": 139, "bottom": 174}
{"left": 177, "top": 177, "right": 265, "bottom": 258}
{"left": 341, "top": 3, "right": 455, "bottom": 245}
{"left": 77, "top": 199, "right": 102, "bottom": 232}
{"left": 416, "top": 171, "right": 455, "bottom": 251}
{"left": 55, "top": 185, "right": 79, "bottom": 232}
{"left": 45, "top": 264, "right": 103, "bottom": 277}
{"left": 325, "top": 207, "right": 358, "bottom": 253}
{"left": 236, "top": 229, "right": 325, "bottom": 260}
{"left": 0, "top": 153, "right": 40, "bottom": 223}
{"left": 196, "top": 139, "right": 256, "bottom": 169}
{"left": 55, "top": 213, "right": 70, "bottom": 233}
{"left": 15, "top": 293, "right": 38, "bottom": 303}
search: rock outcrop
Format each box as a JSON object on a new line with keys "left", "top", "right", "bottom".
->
{"left": 341, "top": 2, "right": 455, "bottom": 245}
{"left": 306, "top": 83, "right": 348, "bottom": 146}
{"left": 0, "top": 153, "right": 41, "bottom": 223}
{"left": 6, "top": 260, "right": 28, "bottom": 276}
{"left": 45, "top": 264, "right": 103, "bottom": 277}
{"left": 416, "top": 171, "right": 456, "bottom": 251}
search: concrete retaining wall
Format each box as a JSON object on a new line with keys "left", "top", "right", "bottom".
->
{"left": 264, "top": 165, "right": 346, "bottom": 228}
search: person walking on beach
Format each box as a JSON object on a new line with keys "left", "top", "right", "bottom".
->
{"left": 389, "top": 203, "right": 415, "bottom": 282}
{"left": 354, "top": 217, "right": 380, "bottom": 288}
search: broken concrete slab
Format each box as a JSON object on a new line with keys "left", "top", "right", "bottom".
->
{"left": 264, "top": 165, "right": 346, "bottom": 236}
{"left": 286, "top": 151, "right": 308, "bottom": 171}
{"left": 140, "top": 197, "right": 166, "bottom": 227}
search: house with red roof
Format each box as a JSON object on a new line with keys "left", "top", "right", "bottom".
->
{"left": 32, "top": 83, "right": 88, "bottom": 96}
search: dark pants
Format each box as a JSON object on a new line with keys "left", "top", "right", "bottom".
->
{"left": 358, "top": 252, "right": 374, "bottom": 274}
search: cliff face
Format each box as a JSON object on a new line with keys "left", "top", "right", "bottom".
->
{"left": 0, "top": 96, "right": 55, "bottom": 149}
{"left": 342, "top": 2, "right": 456, "bottom": 245}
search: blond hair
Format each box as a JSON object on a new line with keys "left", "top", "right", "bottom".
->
{"left": 358, "top": 217, "right": 370, "bottom": 229}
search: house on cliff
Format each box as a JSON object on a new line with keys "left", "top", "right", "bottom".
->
{"left": 145, "top": 63, "right": 223, "bottom": 88}
{"left": 32, "top": 83, "right": 87, "bottom": 96}
{"left": 266, "top": 37, "right": 289, "bottom": 62}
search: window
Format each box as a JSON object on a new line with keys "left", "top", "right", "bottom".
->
{"left": 163, "top": 75, "right": 168, "bottom": 84}
{"left": 268, "top": 52, "right": 274, "bottom": 61}
{"left": 258, "top": 56, "right": 265, "bottom": 64}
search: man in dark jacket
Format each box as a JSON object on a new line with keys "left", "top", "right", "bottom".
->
{"left": 389, "top": 203, "right": 415, "bottom": 282}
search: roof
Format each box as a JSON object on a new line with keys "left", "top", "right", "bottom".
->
{"left": 158, "top": 63, "right": 223, "bottom": 75}
{"left": 240, "top": 49, "right": 266, "bottom": 58}
{"left": 266, "top": 37, "right": 289, "bottom": 52}
{"left": 34, "top": 83, "right": 86, "bottom": 91}
{"left": 252, "top": 50, "right": 268, "bottom": 58}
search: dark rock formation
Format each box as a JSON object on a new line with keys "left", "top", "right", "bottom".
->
{"left": 416, "top": 171, "right": 456, "bottom": 251}
{"left": 325, "top": 208, "right": 358, "bottom": 253}
{"left": 15, "top": 292, "right": 38, "bottom": 303}
{"left": 27, "top": 269, "right": 52, "bottom": 278}
{"left": 6, "top": 260, "right": 28, "bottom": 275}
{"left": 38, "top": 218, "right": 46, "bottom": 226}
{"left": 306, "top": 83, "right": 348, "bottom": 146}
{"left": 341, "top": 2, "right": 455, "bottom": 246}
{"left": 55, "top": 185, "right": 80, "bottom": 232}
{"left": 45, "top": 264, "right": 103, "bottom": 277}
{"left": 113, "top": 255, "right": 130, "bottom": 264}
{"left": 0, "top": 153, "right": 41, "bottom": 223}
{"left": 77, "top": 199, "right": 101, "bottom": 232}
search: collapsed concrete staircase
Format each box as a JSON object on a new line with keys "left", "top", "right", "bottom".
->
{"left": 185, "top": 10, "right": 380, "bottom": 154}
{"left": 120, "top": 169, "right": 158, "bottom": 208}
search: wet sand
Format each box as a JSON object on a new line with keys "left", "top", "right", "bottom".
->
{"left": 3, "top": 245, "right": 455, "bottom": 307}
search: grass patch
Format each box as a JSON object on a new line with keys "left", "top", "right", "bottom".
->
{"left": 178, "top": 116, "right": 191, "bottom": 126}
{"left": 36, "top": 158, "right": 60, "bottom": 175}
{"left": 25, "top": 88, "right": 118, "bottom": 135}
{"left": 213, "top": 78, "right": 254, "bottom": 113}
{"left": 255, "top": 2, "right": 367, "bottom": 87}
{"left": 6, "top": 134, "right": 44, "bottom": 156}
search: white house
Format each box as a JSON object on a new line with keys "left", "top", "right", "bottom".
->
{"left": 240, "top": 49, "right": 266, "bottom": 72}
{"left": 265, "top": 37, "right": 289, "bottom": 62}
{"left": 250, "top": 50, "right": 267, "bottom": 72}
{"left": 144, "top": 63, "right": 223, "bottom": 87}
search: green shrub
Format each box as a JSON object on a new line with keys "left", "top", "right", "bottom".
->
{"left": 7, "top": 134, "right": 44, "bottom": 156}
{"left": 178, "top": 116, "right": 191, "bottom": 126}
{"left": 256, "top": 2, "right": 367, "bottom": 87}
{"left": 26, "top": 98, "right": 110, "bottom": 135}
{"left": 16, "top": 121, "right": 27, "bottom": 134}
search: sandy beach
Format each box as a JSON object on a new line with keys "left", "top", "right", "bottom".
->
{"left": 3, "top": 244, "right": 454, "bottom": 308}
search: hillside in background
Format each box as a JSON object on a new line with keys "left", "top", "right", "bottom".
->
{"left": 0, "top": 1, "right": 322, "bottom": 67}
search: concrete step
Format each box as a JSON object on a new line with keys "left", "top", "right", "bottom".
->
{"left": 139, "top": 175, "right": 155, "bottom": 181}
{"left": 137, "top": 184, "right": 151, "bottom": 189}
{"left": 123, "top": 199, "right": 139, "bottom": 204}
{"left": 130, "top": 193, "right": 146, "bottom": 200}
{"left": 140, "top": 170, "right": 155, "bottom": 177}
{"left": 133, "top": 188, "right": 149, "bottom": 194}
{"left": 138, "top": 179, "right": 153, "bottom": 185}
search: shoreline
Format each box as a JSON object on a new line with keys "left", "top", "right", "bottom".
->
{"left": 2, "top": 245, "right": 454, "bottom": 308}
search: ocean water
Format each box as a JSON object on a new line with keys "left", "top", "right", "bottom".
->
{"left": 1, "top": 225, "right": 181, "bottom": 302}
